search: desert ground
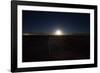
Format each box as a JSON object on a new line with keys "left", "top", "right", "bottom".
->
{"left": 22, "top": 34, "right": 90, "bottom": 62}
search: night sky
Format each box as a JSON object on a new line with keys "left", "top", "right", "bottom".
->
{"left": 22, "top": 10, "right": 90, "bottom": 34}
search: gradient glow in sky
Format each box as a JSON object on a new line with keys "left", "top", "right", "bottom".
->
{"left": 22, "top": 10, "right": 90, "bottom": 34}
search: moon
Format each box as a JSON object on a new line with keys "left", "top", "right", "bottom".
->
{"left": 54, "top": 29, "right": 63, "bottom": 35}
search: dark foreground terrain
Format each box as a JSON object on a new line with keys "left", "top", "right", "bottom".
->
{"left": 22, "top": 35, "right": 90, "bottom": 62}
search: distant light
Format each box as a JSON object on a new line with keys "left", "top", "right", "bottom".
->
{"left": 54, "top": 29, "right": 63, "bottom": 35}
{"left": 23, "top": 33, "right": 30, "bottom": 36}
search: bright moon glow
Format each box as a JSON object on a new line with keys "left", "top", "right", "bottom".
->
{"left": 54, "top": 29, "right": 63, "bottom": 35}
